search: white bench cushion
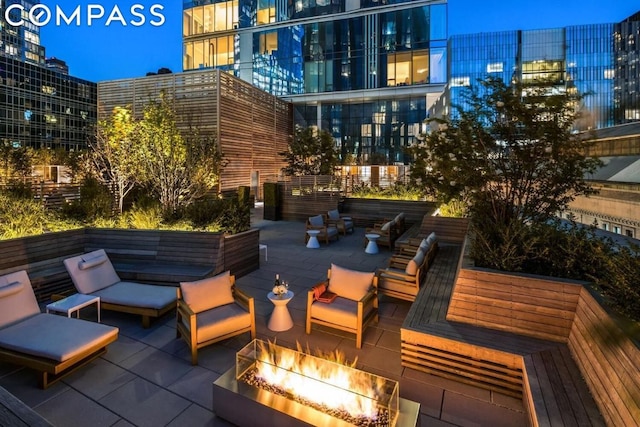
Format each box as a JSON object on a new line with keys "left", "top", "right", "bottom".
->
{"left": 192, "top": 303, "right": 252, "bottom": 344}
{"left": 93, "top": 281, "right": 176, "bottom": 310}
{"left": 0, "top": 313, "right": 118, "bottom": 362}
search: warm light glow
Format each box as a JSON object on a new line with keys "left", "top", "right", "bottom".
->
{"left": 253, "top": 341, "right": 387, "bottom": 421}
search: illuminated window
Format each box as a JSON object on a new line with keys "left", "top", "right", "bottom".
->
{"left": 183, "top": 2, "right": 238, "bottom": 36}
{"left": 486, "top": 62, "right": 503, "bottom": 73}
{"left": 257, "top": 0, "right": 276, "bottom": 24}
{"left": 451, "top": 76, "right": 470, "bottom": 87}
{"left": 604, "top": 69, "right": 614, "bottom": 79}
{"left": 259, "top": 32, "right": 278, "bottom": 54}
{"left": 387, "top": 49, "right": 428, "bottom": 86}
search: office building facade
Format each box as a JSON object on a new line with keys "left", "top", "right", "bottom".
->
{"left": 0, "top": 1, "right": 97, "bottom": 151}
{"left": 437, "top": 12, "right": 640, "bottom": 132}
{"left": 0, "top": 0, "right": 45, "bottom": 65}
{"left": 183, "top": 0, "right": 448, "bottom": 164}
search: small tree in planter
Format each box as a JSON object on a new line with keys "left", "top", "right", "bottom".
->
{"left": 279, "top": 125, "right": 339, "bottom": 176}
{"left": 408, "top": 77, "right": 602, "bottom": 271}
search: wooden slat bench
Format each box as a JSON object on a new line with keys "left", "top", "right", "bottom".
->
{"left": 0, "top": 386, "right": 53, "bottom": 427}
{"left": 400, "top": 238, "right": 607, "bottom": 426}
{"left": 84, "top": 228, "right": 225, "bottom": 286}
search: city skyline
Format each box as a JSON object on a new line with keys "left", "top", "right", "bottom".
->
{"left": 36, "top": 1, "right": 640, "bottom": 82}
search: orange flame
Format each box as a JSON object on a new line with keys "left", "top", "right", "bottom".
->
{"left": 254, "top": 341, "right": 386, "bottom": 420}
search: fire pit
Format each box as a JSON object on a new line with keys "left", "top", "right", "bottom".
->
{"left": 212, "top": 339, "right": 420, "bottom": 427}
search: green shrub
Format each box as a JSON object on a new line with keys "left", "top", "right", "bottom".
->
{"left": 185, "top": 197, "right": 225, "bottom": 229}
{"left": 126, "top": 202, "right": 164, "bottom": 230}
{"left": 350, "top": 182, "right": 424, "bottom": 200}
{"left": 0, "top": 192, "right": 80, "bottom": 238}
{"left": 217, "top": 198, "right": 250, "bottom": 234}
{"left": 62, "top": 177, "right": 112, "bottom": 221}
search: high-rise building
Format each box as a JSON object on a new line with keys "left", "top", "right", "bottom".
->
{"left": 0, "top": 0, "right": 45, "bottom": 65}
{"left": 614, "top": 12, "right": 640, "bottom": 124}
{"left": 435, "top": 12, "right": 640, "bottom": 132}
{"left": 182, "top": 0, "right": 448, "bottom": 164}
{"left": 0, "top": 1, "right": 97, "bottom": 150}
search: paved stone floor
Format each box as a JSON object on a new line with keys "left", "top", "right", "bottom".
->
{"left": 0, "top": 206, "right": 526, "bottom": 426}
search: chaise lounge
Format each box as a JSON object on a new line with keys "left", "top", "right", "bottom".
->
{"left": 0, "top": 270, "right": 119, "bottom": 389}
{"left": 64, "top": 249, "right": 177, "bottom": 328}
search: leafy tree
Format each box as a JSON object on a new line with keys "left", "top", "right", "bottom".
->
{"left": 407, "top": 77, "right": 602, "bottom": 270}
{"left": 280, "top": 125, "right": 339, "bottom": 176}
{"left": 90, "top": 106, "right": 140, "bottom": 214}
{"left": 136, "top": 93, "right": 223, "bottom": 215}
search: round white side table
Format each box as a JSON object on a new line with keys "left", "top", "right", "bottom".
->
{"left": 306, "top": 230, "right": 321, "bottom": 248}
{"left": 267, "top": 291, "right": 294, "bottom": 331}
{"left": 365, "top": 233, "right": 381, "bottom": 254}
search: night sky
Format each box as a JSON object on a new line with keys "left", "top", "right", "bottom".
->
{"left": 37, "top": 0, "right": 639, "bottom": 82}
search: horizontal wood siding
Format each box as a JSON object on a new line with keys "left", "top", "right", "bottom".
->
{"left": 279, "top": 177, "right": 342, "bottom": 221}
{"left": 419, "top": 216, "right": 470, "bottom": 244}
{"left": 342, "top": 198, "right": 437, "bottom": 228}
{"left": 223, "top": 229, "right": 260, "bottom": 278}
{"left": 448, "top": 269, "right": 581, "bottom": 343}
{"left": 0, "top": 229, "right": 85, "bottom": 302}
{"left": 99, "top": 70, "right": 292, "bottom": 197}
{"left": 568, "top": 288, "right": 640, "bottom": 427}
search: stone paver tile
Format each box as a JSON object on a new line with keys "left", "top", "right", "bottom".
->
{"left": 190, "top": 343, "right": 238, "bottom": 375}
{"left": 399, "top": 376, "right": 445, "bottom": 418}
{"left": 420, "top": 413, "right": 459, "bottom": 426}
{"left": 441, "top": 391, "right": 526, "bottom": 427}
{"left": 402, "top": 368, "right": 492, "bottom": 402}
{"left": 167, "top": 403, "right": 234, "bottom": 427}
{"left": 0, "top": 367, "right": 68, "bottom": 407}
{"left": 64, "top": 358, "right": 136, "bottom": 400}
{"left": 376, "top": 329, "right": 401, "bottom": 351}
{"left": 119, "top": 346, "right": 194, "bottom": 387}
{"left": 357, "top": 345, "right": 403, "bottom": 377}
{"left": 125, "top": 323, "right": 178, "bottom": 350}
{"left": 101, "top": 334, "right": 148, "bottom": 364}
{"left": 99, "top": 377, "right": 191, "bottom": 427}
{"left": 34, "top": 387, "right": 120, "bottom": 427}
{"left": 111, "top": 419, "right": 135, "bottom": 427}
{"left": 168, "top": 366, "right": 220, "bottom": 409}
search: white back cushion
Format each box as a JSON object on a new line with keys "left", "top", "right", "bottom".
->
{"left": 328, "top": 263, "right": 374, "bottom": 301}
{"left": 0, "top": 270, "right": 40, "bottom": 328}
{"left": 64, "top": 249, "right": 121, "bottom": 294}
{"left": 309, "top": 215, "right": 324, "bottom": 227}
{"left": 180, "top": 271, "right": 234, "bottom": 314}
{"left": 327, "top": 209, "right": 340, "bottom": 220}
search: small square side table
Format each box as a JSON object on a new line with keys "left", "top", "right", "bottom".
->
{"left": 46, "top": 294, "right": 101, "bottom": 323}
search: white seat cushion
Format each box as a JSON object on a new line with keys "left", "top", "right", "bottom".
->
{"left": 0, "top": 313, "right": 118, "bottom": 362}
{"left": 93, "top": 281, "right": 176, "bottom": 310}
{"left": 194, "top": 303, "right": 252, "bottom": 344}
{"left": 310, "top": 297, "right": 359, "bottom": 330}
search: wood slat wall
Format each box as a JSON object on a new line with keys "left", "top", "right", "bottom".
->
{"left": 568, "top": 287, "right": 640, "bottom": 427}
{"left": 448, "top": 269, "right": 582, "bottom": 343}
{"left": 98, "top": 70, "right": 292, "bottom": 196}
{"left": 419, "top": 216, "right": 470, "bottom": 244}
{"left": 0, "top": 229, "right": 85, "bottom": 301}
{"left": 279, "top": 177, "right": 342, "bottom": 221}
{"left": 223, "top": 229, "right": 260, "bottom": 278}
{"left": 342, "top": 198, "right": 437, "bottom": 227}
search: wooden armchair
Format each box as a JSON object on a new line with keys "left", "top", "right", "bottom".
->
{"left": 305, "top": 214, "right": 339, "bottom": 244}
{"left": 177, "top": 271, "right": 255, "bottom": 365}
{"left": 326, "top": 209, "right": 354, "bottom": 235}
{"left": 306, "top": 264, "right": 378, "bottom": 348}
{"left": 395, "top": 232, "right": 439, "bottom": 268}
{"left": 364, "top": 219, "right": 397, "bottom": 250}
{"left": 376, "top": 248, "right": 428, "bottom": 302}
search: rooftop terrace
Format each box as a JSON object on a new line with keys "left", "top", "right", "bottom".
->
{"left": 0, "top": 206, "right": 526, "bottom": 427}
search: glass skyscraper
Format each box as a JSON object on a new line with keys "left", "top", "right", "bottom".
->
{"left": 439, "top": 13, "right": 640, "bottom": 132}
{"left": 0, "top": 0, "right": 97, "bottom": 150}
{"left": 183, "top": 0, "right": 448, "bottom": 164}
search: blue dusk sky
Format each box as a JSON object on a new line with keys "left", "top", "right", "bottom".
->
{"left": 38, "top": 0, "right": 639, "bottom": 83}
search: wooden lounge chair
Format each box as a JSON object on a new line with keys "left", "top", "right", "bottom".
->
{"left": 64, "top": 249, "right": 177, "bottom": 328}
{"left": 177, "top": 271, "right": 256, "bottom": 365}
{"left": 305, "top": 214, "right": 339, "bottom": 244}
{"left": 326, "top": 209, "right": 354, "bottom": 235}
{"left": 364, "top": 219, "right": 397, "bottom": 250}
{"left": 376, "top": 241, "right": 431, "bottom": 301}
{"left": 0, "top": 270, "right": 118, "bottom": 389}
{"left": 306, "top": 264, "right": 378, "bottom": 348}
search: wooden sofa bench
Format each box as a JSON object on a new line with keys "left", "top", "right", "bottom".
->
{"left": 400, "top": 241, "right": 612, "bottom": 426}
{"left": 84, "top": 228, "right": 223, "bottom": 286}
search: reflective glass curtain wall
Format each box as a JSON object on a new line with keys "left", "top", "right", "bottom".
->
{"left": 614, "top": 14, "right": 640, "bottom": 123}
{"left": 447, "top": 24, "right": 616, "bottom": 131}
{"left": 183, "top": 0, "right": 448, "bottom": 165}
